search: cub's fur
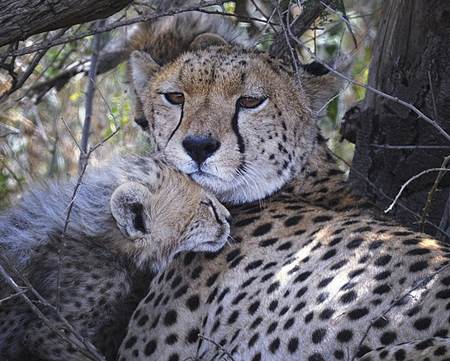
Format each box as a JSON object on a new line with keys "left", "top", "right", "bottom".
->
{"left": 0, "top": 155, "right": 230, "bottom": 361}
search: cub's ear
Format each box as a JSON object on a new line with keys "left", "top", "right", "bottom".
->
{"left": 111, "top": 182, "right": 152, "bottom": 240}
{"left": 190, "top": 33, "right": 228, "bottom": 50}
{"left": 129, "top": 50, "right": 161, "bottom": 95}
{"left": 301, "top": 59, "right": 350, "bottom": 116}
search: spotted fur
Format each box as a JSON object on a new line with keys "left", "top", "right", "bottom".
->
{"left": 119, "top": 38, "right": 450, "bottom": 361}
{"left": 0, "top": 155, "right": 230, "bottom": 361}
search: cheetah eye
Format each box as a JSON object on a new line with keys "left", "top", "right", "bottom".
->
{"left": 163, "top": 92, "right": 185, "bottom": 105}
{"left": 237, "top": 96, "right": 267, "bottom": 109}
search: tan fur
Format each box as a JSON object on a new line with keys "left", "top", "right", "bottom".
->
{"left": 0, "top": 163, "right": 230, "bottom": 361}
{"left": 119, "top": 31, "right": 450, "bottom": 361}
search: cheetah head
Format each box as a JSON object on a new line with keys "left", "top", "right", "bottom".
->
{"left": 129, "top": 37, "right": 340, "bottom": 204}
{"left": 110, "top": 174, "right": 230, "bottom": 271}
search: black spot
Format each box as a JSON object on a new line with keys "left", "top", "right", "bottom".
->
{"left": 248, "top": 333, "right": 259, "bottom": 348}
{"left": 294, "top": 271, "right": 312, "bottom": 283}
{"left": 144, "top": 340, "right": 157, "bottom": 356}
{"left": 312, "top": 215, "right": 333, "bottom": 223}
{"left": 245, "top": 260, "right": 263, "bottom": 272}
{"left": 137, "top": 315, "right": 149, "bottom": 327}
{"left": 436, "top": 289, "right": 450, "bottom": 299}
{"left": 226, "top": 249, "right": 241, "bottom": 262}
{"left": 409, "top": 260, "right": 428, "bottom": 272}
{"left": 415, "top": 338, "right": 434, "bottom": 350}
{"left": 380, "top": 331, "right": 397, "bottom": 345}
{"left": 336, "top": 329, "right": 353, "bottom": 343}
{"left": 311, "top": 328, "right": 326, "bottom": 344}
{"left": 348, "top": 307, "right": 369, "bottom": 320}
{"left": 248, "top": 301, "right": 260, "bottom": 315}
{"left": 373, "top": 284, "right": 391, "bottom": 295}
{"left": 319, "top": 308, "right": 335, "bottom": 320}
{"left": 163, "top": 310, "right": 177, "bottom": 326}
{"left": 259, "top": 238, "right": 278, "bottom": 247}
{"left": 373, "top": 317, "right": 389, "bottom": 328}
{"left": 284, "top": 216, "right": 303, "bottom": 226}
{"left": 308, "top": 353, "right": 325, "bottom": 361}
{"left": 269, "top": 338, "right": 280, "bottom": 353}
{"left": 374, "top": 255, "right": 392, "bottom": 266}
{"left": 165, "top": 334, "right": 178, "bottom": 345}
{"left": 124, "top": 336, "right": 137, "bottom": 349}
{"left": 346, "top": 238, "right": 364, "bottom": 249}
{"left": 318, "top": 277, "right": 334, "bottom": 288}
{"left": 321, "top": 249, "right": 337, "bottom": 260}
{"left": 406, "top": 248, "right": 431, "bottom": 256}
{"left": 187, "top": 328, "right": 199, "bottom": 343}
{"left": 186, "top": 295, "right": 200, "bottom": 311}
{"left": 413, "top": 317, "right": 432, "bottom": 330}
{"left": 253, "top": 223, "right": 273, "bottom": 236}
{"left": 228, "top": 310, "right": 239, "bottom": 324}
{"left": 206, "top": 273, "right": 220, "bottom": 287}
{"left": 340, "top": 290, "right": 357, "bottom": 304}
{"left": 287, "top": 337, "right": 299, "bottom": 353}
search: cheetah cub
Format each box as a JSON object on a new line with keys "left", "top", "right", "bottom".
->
{"left": 0, "top": 155, "right": 230, "bottom": 361}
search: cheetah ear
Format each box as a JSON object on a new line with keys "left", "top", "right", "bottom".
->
{"left": 111, "top": 182, "right": 153, "bottom": 241}
{"left": 190, "top": 33, "right": 228, "bottom": 50}
{"left": 301, "top": 60, "right": 349, "bottom": 116}
{"left": 129, "top": 50, "right": 161, "bottom": 95}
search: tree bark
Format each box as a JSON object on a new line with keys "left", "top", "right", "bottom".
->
{"left": 0, "top": 0, "right": 132, "bottom": 47}
{"left": 347, "top": 0, "right": 450, "bottom": 238}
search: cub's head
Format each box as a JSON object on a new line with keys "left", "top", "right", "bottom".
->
{"left": 129, "top": 38, "right": 339, "bottom": 204}
{"left": 110, "top": 171, "right": 230, "bottom": 271}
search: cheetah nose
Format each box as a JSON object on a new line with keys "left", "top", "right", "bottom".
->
{"left": 182, "top": 135, "right": 221, "bottom": 165}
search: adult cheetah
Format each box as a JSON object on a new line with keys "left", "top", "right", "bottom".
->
{"left": 118, "top": 32, "right": 450, "bottom": 361}
{"left": 0, "top": 155, "right": 230, "bottom": 361}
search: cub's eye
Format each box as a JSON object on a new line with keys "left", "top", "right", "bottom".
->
{"left": 238, "top": 96, "right": 267, "bottom": 109}
{"left": 163, "top": 92, "right": 185, "bottom": 105}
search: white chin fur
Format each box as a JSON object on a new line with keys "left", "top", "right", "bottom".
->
{"left": 191, "top": 172, "right": 285, "bottom": 205}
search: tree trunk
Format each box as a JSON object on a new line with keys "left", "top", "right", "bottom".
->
{"left": 347, "top": 0, "right": 450, "bottom": 239}
{"left": 0, "top": 0, "right": 132, "bottom": 47}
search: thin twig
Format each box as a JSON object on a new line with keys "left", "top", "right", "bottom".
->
{"left": 319, "top": 1, "right": 358, "bottom": 49}
{"left": 197, "top": 334, "right": 236, "bottom": 361}
{"left": 1, "top": 1, "right": 230, "bottom": 58}
{"left": 55, "top": 126, "right": 120, "bottom": 311}
{"left": 0, "top": 289, "right": 27, "bottom": 304}
{"left": 351, "top": 262, "right": 450, "bottom": 361}
{"left": 287, "top": 34, "right": 450, "bottom": 144}
{"left": 385, "top": 168, "right": 450, "bottom": 214}
{"left": 420, "top": 156, "right": 450, "bottom": 232}
{"left": 0, "top": 259, "right": 106, "bottom": 361}
{"left": 331, "top": 150, "right": 450, "bottom": 239}
{"left": 79, "top": 20, "right": 104, "bottom": 172}
{"left": 370, "top": 144, "right": 450, "bottom": 150}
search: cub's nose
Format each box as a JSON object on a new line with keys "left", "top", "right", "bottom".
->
{"left": 182, "top": 135, "right": 221, "bottom": 165}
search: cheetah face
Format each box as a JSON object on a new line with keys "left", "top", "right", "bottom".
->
{"left": 110, "top": 176, "right": 230, "bottom": 271}
{"left": 130, "top": 46, "right": 338, "bottom": 204}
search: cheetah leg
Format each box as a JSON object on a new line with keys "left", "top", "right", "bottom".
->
{"left": 358, "top": 337, "right": 450, "bottom": 361}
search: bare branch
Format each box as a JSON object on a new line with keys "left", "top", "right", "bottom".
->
{"left": 420, "top": 155, "right": 450, "bottom": 232}
{"left": 286, "top": 35, "right": 450, "bottom": 144}
{"left": 0, "top": 0, "right": 132, "bottom": 47}
{"left": 385, "top": 168, "right": 450, "bottom": 214}
{"left": 79, "top": 20, "right": 104, "bottom": 172}
{"left": 370, "top": 144, "right": 450, "bottom": 150}
{"left": 1, "top": 1, "right": 229, "bottom": 58}
{"left": 269, "top": 0, "right": 338, "bottom": 57}
{"left": 331, "top": 150, "right": 450, "bottom": 239}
